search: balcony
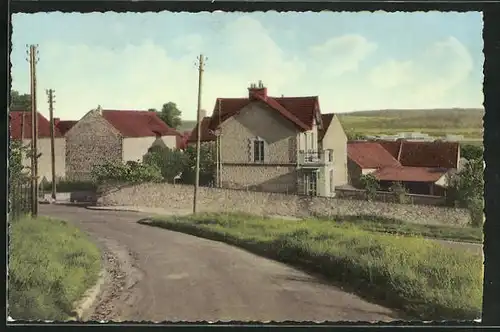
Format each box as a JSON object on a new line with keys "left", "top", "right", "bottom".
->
{"left": 298, "top": 149, "right": 333, "bottom": 168}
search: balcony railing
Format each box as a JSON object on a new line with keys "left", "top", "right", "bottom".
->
{"left": 298, "top": 149, "right": 333, "bottom": 167}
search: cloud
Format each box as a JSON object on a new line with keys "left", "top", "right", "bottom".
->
{"left": 11, "top": 14, "right": 482, "bottom": 121}
{"left": 368, "top": 36, "right": 475, "bottom": 104}
{"left": 309, "top": 34, "right": 377, "bottom": 76}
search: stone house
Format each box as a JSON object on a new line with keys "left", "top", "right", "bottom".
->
{"left": 347, "top": 140, "right": 460, "bottom": 196}
{"left": 65, "top": 107, "right": 181, "bottom": 181}
{"left": 10, "top": 111, "right": 66, "bottom": 183}
{"left": 188, "top": 81, "right": 348, "bottom": 196}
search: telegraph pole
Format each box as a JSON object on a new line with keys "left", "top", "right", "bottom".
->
{"left": 47, "top": 89, "right": 56, "bottom": 200}
{"left": 193, "top": 54, "right": 207, "bottom": 214}
{"left": 27, "top": 44, "right": 40, "bottom": 217}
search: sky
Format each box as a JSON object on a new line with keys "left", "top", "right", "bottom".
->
{"left": 11, "top": 11, "right": 483, "bottom": 121}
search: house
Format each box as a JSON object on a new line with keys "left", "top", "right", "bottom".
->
{"left": 65, "top": 107, "right": 181, "bottom": 181}
{"left": 10, "top": 111, "right": 66, "bottom": 182}
{"left": 187, "top": 81, "right": 348, "bottom": 196}
{"left": 54, "top": 118, "right": 77, "bottom": 135}
{"left": 347, "top": 140, "right": 460, "bottom": 196}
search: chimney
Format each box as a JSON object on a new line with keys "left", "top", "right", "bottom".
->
{"left": 54, "top": 117, "right": 60, "bottom": 126}
{"left": 248, "top": 80, "right": 267, "bottom": 100}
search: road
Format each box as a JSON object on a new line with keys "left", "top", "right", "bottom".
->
{"left": 40, "top": 204, "right": 396, "bottom": 322}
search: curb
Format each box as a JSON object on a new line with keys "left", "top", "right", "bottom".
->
{"left": 70, "top": 267, "right": 107, "bottom": 321}
{"left": 85, "top": 206, "right": 145, "bottom": 213}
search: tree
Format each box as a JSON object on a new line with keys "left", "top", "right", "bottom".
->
{"left": 143, "top": 146, "right": 188, "bottom": 182}
{"left": 461, "top": 143, "right": 483, "bottom": 161}
{"left": 346, "top": 132, "right": 367, "bottom": 141}
{"left": 446, "top": 157, "right": 484, "bottom": 226}
{"left": 10, "top": 90, "right": 31, "bottom": 111}
{"left": 359, "top": 174, "right": 380, "bottom": 201}
{"left": 181, "top": 143, "right": 216, "bottom": 186}
{"left": 155, "top": 102, "right": 182, "bottom": 129}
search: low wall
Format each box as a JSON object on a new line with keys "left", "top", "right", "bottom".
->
{"left": 335, "top": 188, "right": 447, "bottom": 206}
{"left": 98, "top": 183, "right": 472, "bottom": 226}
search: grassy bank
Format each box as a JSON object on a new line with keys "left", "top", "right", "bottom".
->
{"left": 9, "top": 215, "right": 101, "bottom": 320}
{"left": 145, "top": 213, "right": 482, "bottom": 320}
{"left": 321, "top": 215, "right": 483, "bottom": 244}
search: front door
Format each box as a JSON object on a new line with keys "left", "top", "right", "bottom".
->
{"left": 304, "top": 171, "right": 317, "bottom": 196}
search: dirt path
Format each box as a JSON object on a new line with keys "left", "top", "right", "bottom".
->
{"left": 40, "top": 204, "right": 396, "bottom": 322}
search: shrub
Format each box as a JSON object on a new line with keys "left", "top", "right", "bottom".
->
{"left": 90, "top": 160, "right": 162, "bottom": 185}
{"left": 39, "top": 179, "right": 97, "bottom": 193}
{"left": 143, "top": 146, "right": 187, "bottom": 182}
{"left": 359, "top": 174, "right": 380, "bottom": 201}
{"left": 390, "top": 181, "right": 411, "bottom": 204}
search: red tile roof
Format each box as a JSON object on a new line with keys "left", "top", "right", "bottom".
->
{"left": 208, "top": 92, "right": 320, "bottom": 133}
{"left": 372, "top": 166, "right": 448, "bottom": 183}
{"left": 188, "top": 117, "right": 217, "bottom": 143}
{"left": 399, "top": 141, "right": 459, "bottom": 169}
{"left": 347, "top": 142, "right": 401, "bottom": 168}
{"left": 318, "top": 113, "right": 334, "bottom": 141}
{"left": 10, "top": 111, "right": 62, "bottom": 139}
{"left": 101, "top": 110, "right": 180, "bottom": 138}
{"left": 56, "top": 120, "right": 77, "bottom": 135}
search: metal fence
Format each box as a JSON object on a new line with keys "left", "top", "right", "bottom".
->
{"left": 9, "top": 176, "right": 33, "bottom": 221}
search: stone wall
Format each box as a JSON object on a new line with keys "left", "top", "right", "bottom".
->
{"left": 98, "top": 182, "right": 472, "bottom": 226}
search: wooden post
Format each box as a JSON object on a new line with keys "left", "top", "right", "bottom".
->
{"left": 28, "top": 44, "right": 40, "bottom": 217}
{"left": 47, "top": 89, "right": 57, "bottom": 200}
{"left": 193, "top": 54, "right": 206, "bottom": 214}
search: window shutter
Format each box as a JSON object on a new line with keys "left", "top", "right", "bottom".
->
{"left": 248, "top": 138, "right": 254, "bottom": 162}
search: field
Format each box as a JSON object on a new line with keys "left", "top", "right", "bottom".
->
{"left": 8, "top": 215, "right": 101, "bottom": 320}
{"left": 337, "top": 108, "right": 484, "bottom": 139}
{"left": 179, "top": 108, "right": 484, "bottom": 141}
{"left": 144, "top": 213, "right": 483, "bottom": 320}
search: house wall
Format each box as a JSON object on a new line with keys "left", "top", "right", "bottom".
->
{"left": 321, "top": 114, "right": 348, "bottom": 188}
{"left": 217, "top": 102, "right": 300, "bottom": 192}
{"left": 297, "top": 117, "right": 318, "bottom": 153}
{"left": 122, "top": 136, "right": 176, "bottom": 162}
{"left": 219, "top": 102, "right": 298, "bottom": 164}
{"left": 98, "top": 182, "right": 472, "bottom": 226}
{"left": 65, "top": 110, "right": 123, "bottom": 181}
{"left": 221, "top": 165, "right": 298, "bottom": 194}
{"left": 347, "top": 159, "right": 362, "bottom": 187}
{"left": 20, "top": 137, "right": 66, "bottom": 183}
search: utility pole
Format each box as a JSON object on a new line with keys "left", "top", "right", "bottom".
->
{"left": 47, "top": 89, "right": 56, "bottom": 200}
{"left": 193, "top": 54, "right": 207, "bottom": 214}
{"left": 27, "top": 44, "right": 39, "bottom": 217}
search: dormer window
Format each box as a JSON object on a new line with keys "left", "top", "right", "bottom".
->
{"left": 253, "top": 137, "right": 265, "bottom": 162}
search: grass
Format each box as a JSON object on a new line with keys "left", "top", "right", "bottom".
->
{"left": 8, "top": 215, "right": 101, "bottom": 321}
{"left": 145, "top": 212, "right": 483, "bottom": 320}
{"left": 318, "top": 215, "right": 483, "bottom": 244}
{"left": 338, "top": 108, "right": 484, "bottom": 139}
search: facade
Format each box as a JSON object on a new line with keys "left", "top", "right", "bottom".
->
{"left": 65, "top": 107, "right": 181, "bottom": 181}
{"left": 10, "top": 111, "right": 66, "bottom": 183}
{"left": 347, "top": 140, "right": 460, "bottom": 196}
{"left": 188, "top": 82, "right": 348, "bottom": 196}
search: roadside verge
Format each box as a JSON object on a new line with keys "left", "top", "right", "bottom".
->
{"left": 138, "top": 212, "right": 483, "bottom": 321}
{"left": 8, "top": 215, "right": 103, "bottom": 321}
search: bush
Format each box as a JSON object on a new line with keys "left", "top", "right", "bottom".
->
{"left": 143, "top": 146, "right": 187, "bottom": 183}
{"left": 359, "top": 174, "right": 380, "bottom": 201}
{"left": 390, "top": 181, "right": 411, "bottom": 204}
{"left": 90, "top": 160, "right": 162, "bottom": 185}
{"left": 8, "top": 216, "right": 101, "bottom": 320}
{"left": 146, "top": 213, "right": 483, "bottom": 320}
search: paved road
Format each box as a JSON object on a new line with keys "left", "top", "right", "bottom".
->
{"left": 40, "top": 204, "right": 396, "bottom": 322}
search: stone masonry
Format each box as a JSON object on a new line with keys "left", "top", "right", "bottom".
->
{"left": 98, "top": 182, "right": 472, "bottom": 226}
{"left": 65, "top": 110, "right": 123, "bottom": 181}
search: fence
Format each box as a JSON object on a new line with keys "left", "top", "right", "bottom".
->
{"left": 335, "top": 187, "right": 447, "bottom": 206}
{"left": 9, "top": 176, "right": 33, "bottom": 221}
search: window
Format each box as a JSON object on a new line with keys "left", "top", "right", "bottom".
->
{"left": 253, "top": 138, "right": 265, "bottom": 162}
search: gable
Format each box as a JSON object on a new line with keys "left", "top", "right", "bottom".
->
{"left": 66, "top": 109, "right": 120, "bottom": 138}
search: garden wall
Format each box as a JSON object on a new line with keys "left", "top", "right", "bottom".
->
{"left": 97, "top": 183, "right": 472, "bottom": 226}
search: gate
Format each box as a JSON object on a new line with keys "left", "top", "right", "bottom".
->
{"left": 9, "top": 176, "right": 33, "bottom": 221}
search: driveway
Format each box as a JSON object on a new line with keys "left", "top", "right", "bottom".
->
{"left": 40, "top": 204, "right": 396, "bottom": 322}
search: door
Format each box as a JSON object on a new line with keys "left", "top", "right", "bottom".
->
{"left": 304, "top": 171, "right": 317, "bottom": 196}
